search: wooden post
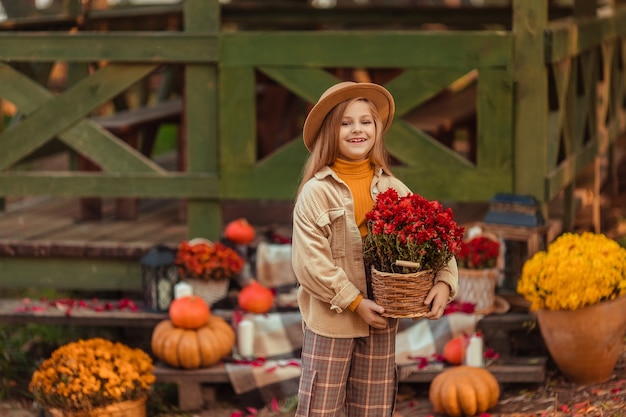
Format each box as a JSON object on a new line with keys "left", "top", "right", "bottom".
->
{"left": 184, "top": 0, "right": 222, "bottom": 240}
{"left": 574, "top": 0, "right": 603, "bottom": 234}
{"left": 512, "top": 0, "right": 549, "bottom": 218}
{"left": 69, "top": 62, "right": 103, "bottom": 221}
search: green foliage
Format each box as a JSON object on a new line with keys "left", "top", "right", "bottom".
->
{"left": 146, "top": 383, "right": 191, "bottom": 417}
{"left": 0, "top": 324, "right": 77, "bottom": 400}
{"left": 152, "top": 124, "right": 179, "bottom": 156}
{"left": 0, "top": 323, "right": 119, "bottom": 402}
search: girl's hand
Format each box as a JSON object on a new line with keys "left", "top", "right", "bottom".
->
{"left": 355, "top": 298, "right": 388, "bottom": 329}
{"left": 423, "top": 281, "right": 451, "bottom": 320}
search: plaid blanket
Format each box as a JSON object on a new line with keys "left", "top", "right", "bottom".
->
{"left": 255, "top": 241, "right": 298, "bottom": 293}
{"left": 225, "top": 312, "right": 303, "bottom": 408}
{"left": 224, "top": 311, "right": 479, "bottom": 408}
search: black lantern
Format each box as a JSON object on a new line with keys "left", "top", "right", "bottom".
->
{"left": 141, "top": 245, "right": 179, "bottom": 312}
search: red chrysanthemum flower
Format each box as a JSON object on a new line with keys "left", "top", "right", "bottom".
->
{"left": 175, "top": 240, "right": 244, "bottom": 281}
{"left": 456, "top": 236, "right": 500, "bottom": 270}
{"left": 363, "top": 190, "right": 464, "bottom": 273}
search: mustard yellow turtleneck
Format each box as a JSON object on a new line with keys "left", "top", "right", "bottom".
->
{"left": 330, "top": 158, "right": 375, "bottom": 238}
{"left": 330, "top": 158, "right": 374, "bottom": 312}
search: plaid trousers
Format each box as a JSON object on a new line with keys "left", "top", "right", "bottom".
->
{"left": 296, "top": 319, "right": 399, "bottom": 417}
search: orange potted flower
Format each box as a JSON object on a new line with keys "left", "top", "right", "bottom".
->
{"left": 29, "top": 338, "right": 155, "bottom": 417}
{"left": 175, "top": 238, "right": 244, "bottom": 305}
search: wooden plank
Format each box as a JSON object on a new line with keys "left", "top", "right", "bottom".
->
{"left": 91, "top": 99, "right": 183, "bottom": 133}
{"left": 477, "top": 68, "right": 514, "bottom": 171}
{"left": 4, "top": 215, "right": 76, "bottom": 241}
{"left": 0, "top": 32, "right": 218, "bottom": 63}
{"left": 0, "top": 64, "right": 157, "bottom": 171}
{"left": 0, "top": 239, "right": 173, "bottom": 260}
{"left": 218, "top": 4, "right": 521, "bottom": 29}
{"left": 0, "top": 198, "right": 76, "bottom": 238}
{"left": 258, "top": 66, "right": 339, "bottom": 107}
{"left": 219, "top": 144, "right": 306, "bottom": 200}
{"left": 546, "top": 8, "right": 626, "bottom": 63}
{"left": 152, "top": 358, "right": 546, "bottom": 412}
{"left": 546, "top": 140, "right": 598, "bottom": 200}
{"left": 89, "top": 205, "right": 183, "bottom": 243}
{"left": 513, "top": 0, "right": 549, "bottom": 206}
{"left": 387, "top": 68, "right": 474, "bottom": 116}
{"left": 76, "top": 3, "right": 572, "bottom": 32}
{"left": 41, "top": 200, "right": 178, "bottom": 243}
{"left": 546, "top": 60, "right": 572, "bottom": 169}
{"left": 0, "top": 298, "right": 167, "bottom": 327}
{"left": 152, "top": 356, "right": 547, "bottom": 386}
{"left": 392, "top": 165, "right": 512, "bottom": 201}
{"left": 0, "top": 64, "right": 165, "bottom": 174}
{"left": 399, "top": 357, "right": 547, "bottom": 383}
{"left": 0, "top": 198, "right": 186, "bottom": 247}
{"left": 221, "top": 31, "right": 513, "bottom": 68}
{"left": 0, "top": 258, "right": 143, "bottom": 291}
{"left": 404, "top": 84, "right": 477, "bottom": 138}
{"left": 0, "top": 172, "right": 219, "bottom": 198}
{"left": 220, "top": 67, "right": 256, "bottom": 169}
{"left": 0, "top": 239, "right": 152, "bottom": 259}
{"left": 184, "top": 0, "right": 222, "bottom": 241}
{"left": 386, "top": 119, "right": 473, "bottom": 169}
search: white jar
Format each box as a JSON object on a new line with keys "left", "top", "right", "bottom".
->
{"left": 174, "top": 281, "right": 193, "bottom": 299}
{"left": 464, "top": 333, "right": 484, "bottom": 367}
{"left": 237, "top": 318, "right": 255, "bottom": 359}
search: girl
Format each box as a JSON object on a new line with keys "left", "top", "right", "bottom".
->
{"left": 291, "top": 81, "right": 458, "bottom": 417}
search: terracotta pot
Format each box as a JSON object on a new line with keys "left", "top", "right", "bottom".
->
{"left": 536, "top": 296, "right": 626, "bottom": 384}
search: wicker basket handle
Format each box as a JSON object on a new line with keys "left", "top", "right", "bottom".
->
{"left": 394, "top": 260, "right": 421, "bottom": 269}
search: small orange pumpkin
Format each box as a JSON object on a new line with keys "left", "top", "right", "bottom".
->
{"left": 169, "top": 295, "right": 210, "bottom": 330}
{"left": 151, "top": 315, "right": 235, "bottom": 369}
{"left": 224, "top": 218, "right": 255, "bottom": 245}
{"left": 238, "top": 280, "right": 274, "bottom": 314}
{"left": 443, "top": 335, "right": 467, "bottom": 365}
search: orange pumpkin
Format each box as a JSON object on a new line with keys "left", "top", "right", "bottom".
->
{"left": 151, "top": 316, "right": 235, "bottom": 369}
{"left": 429, "top": 366, "right": 500, "bottom": 416}
{"left": 224, "top": 218, "right": 255, "bottom": 245}
{"left": 443, "top": 335, "right": 467, "bottom": 365}
{"left": 169, "top": 295, "right": 210, "bottom": 330}
{"left": 238, "top": 280, "right": 274, "bottom": 314}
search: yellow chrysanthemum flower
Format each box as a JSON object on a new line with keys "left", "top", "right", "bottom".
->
{"left": 28, "top": 338, "right": 155, "bottom": 412}
{"left": 517, "top": 232, "right": 626, "bottom": 311}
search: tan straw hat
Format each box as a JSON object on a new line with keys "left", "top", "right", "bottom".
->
{"left": 302, "top": 81, "right": 395, "bottom": 151}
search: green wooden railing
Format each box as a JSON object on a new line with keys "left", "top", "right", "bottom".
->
{"left": 0, "top": 0, "right": 624, "bottom": 241}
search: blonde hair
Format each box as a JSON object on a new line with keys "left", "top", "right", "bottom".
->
{"left": 297, "top": 98, "right": 393, "bottom": 195}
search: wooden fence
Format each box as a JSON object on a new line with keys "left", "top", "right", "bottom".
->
{"left": 0, "top": 0, "right": 624, "bottom": 288}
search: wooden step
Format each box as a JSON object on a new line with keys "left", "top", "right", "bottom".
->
{"left": 154, "top": 356, "right": 547, "bottom": 411}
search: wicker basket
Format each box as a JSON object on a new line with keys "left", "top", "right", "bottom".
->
{"left": 49, "top": 397, "right": 147, "bottom": 417}
{"left": 456, "top": 267, "right": 499, "bottom": 314}
{"left": 183, "top": 277, "right": 230, "bottom": 306}
{"left": 180, "top": 237, "right": 233, "bottom": 306}
{"left": 371, "top": 261, "right": 435, "bottom": 318}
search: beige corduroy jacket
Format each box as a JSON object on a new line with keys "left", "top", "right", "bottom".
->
{"left": 291, "top": 165, "right": 458, "bottom": 338}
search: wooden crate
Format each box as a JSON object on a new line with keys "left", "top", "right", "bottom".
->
{"left": 479, "top": 219, "right": 562, "bottom": 292}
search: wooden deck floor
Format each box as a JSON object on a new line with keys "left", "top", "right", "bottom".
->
{"left": 0, "top": 197, "right": 187, "bottom": 251}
